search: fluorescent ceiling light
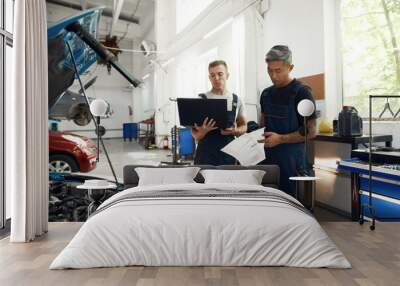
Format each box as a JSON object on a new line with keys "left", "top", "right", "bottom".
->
{"left": 203, "top": 17, "right": 234, "bottom": 39}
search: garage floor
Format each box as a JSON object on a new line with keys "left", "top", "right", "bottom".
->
{"left": 86, "top": 138, "right": 173, "bottom": 181}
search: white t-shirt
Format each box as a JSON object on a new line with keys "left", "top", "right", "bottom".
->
{"left": 204, "top": 90, "right": 246, "bottom": 119}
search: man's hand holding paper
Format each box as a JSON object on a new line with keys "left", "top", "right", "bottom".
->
{"left": 221, "top": 128, "right": 266, "bottom": 166}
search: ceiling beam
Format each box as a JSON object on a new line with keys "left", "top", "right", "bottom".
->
{"left": 79, "top": 0, "right": 88, "bottom": 10}
{"left": 110, "top": 0, "right": 125, "bottom": 36}
{"left": 46, "top": 0, "right": 140, "bottom": 25}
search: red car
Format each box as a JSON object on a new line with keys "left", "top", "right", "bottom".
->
{"left": 49, "top": 131, "right": 97, "bottom": 173}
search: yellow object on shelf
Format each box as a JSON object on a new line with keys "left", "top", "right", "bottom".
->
{"left": 319, "top": 118, "right": 333, "bottom": 133}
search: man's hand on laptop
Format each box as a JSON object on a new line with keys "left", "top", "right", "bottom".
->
{"left": 192, "top": 117, "right": 218, "bottom": 140}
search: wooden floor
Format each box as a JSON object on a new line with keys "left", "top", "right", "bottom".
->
{"left": 1, "top": 222, "right": 399, "bottom": 286}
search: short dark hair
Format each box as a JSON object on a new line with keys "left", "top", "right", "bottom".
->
{"left": 265, "top": 45, "right": 292, "bottom": 65}
{"left": 208, "top": 60, "right": 228, "bottom": 71}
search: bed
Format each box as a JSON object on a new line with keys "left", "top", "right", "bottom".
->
{"left": 50, "top": 165, "right": 351, "bottom": 269}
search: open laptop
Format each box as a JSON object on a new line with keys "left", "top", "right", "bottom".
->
{"left": 177, "top": 98, "right": 229, "bottom": 129}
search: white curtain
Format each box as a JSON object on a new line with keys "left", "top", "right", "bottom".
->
{"left": 7, "top": 0, "right": 49, "bottom": 242}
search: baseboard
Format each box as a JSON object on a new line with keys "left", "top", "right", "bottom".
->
{"left": 315, "top": 201, "right": 352, "bottom": 218}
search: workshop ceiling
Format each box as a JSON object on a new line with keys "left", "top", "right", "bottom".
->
{"left": 47, "top": 0, "right": 155, "bottom": 41}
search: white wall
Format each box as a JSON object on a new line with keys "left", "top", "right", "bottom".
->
{"left": 262, "top": 0, "right": 326, "bottom": 122}
{"left": 132, "top": 36, "right": 156, "bottom": 123}
{"left": 263, "top": 0, "right": 324, "bottom": 82}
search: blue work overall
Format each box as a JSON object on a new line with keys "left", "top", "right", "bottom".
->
{"left": 262, "top": 84, "right": 306, "bottom": 196}
{"left": 194, "top": 94, "right": 238, "bottom": 166}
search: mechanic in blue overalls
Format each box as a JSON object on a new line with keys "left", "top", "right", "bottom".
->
{"left": 259, "top": 46, "right": 317, "bottom": 196}
{"left": 192, "top": 60, "right": 247, "bottom": 165}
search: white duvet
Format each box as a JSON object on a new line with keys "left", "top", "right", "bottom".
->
{"left": 50, "top": 183, "right": 351, "bottom": 269}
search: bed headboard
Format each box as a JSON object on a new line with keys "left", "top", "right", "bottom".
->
{"left": 123, "top": 165, "right": 280, "bottom": 189}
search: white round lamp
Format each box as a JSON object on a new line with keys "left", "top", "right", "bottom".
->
{"left": 90, "top": 99, "right": 108, "bottom": 117}
{"left": 297, "top": 99, "right": 315, "bottom": 176}
{"left": 297, "top": 99, "right": 315, "bottom": 117}
{"left": 89, "top": 99, "right": 109, "bottom": 164}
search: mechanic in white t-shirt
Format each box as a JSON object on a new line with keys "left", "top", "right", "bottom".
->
{"left": 191, "top": 60, "right": 247, "bottom": 165}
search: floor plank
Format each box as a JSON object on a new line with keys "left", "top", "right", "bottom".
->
{"left": 1, "top": 222, "right": 400, "bottom": 286}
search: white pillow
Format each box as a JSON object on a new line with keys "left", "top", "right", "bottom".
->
{"left": 200, "top": 169, "right": 266, "bottom": 185}
{"left": 135, "top": 167, "right": 201, "bottom": 186}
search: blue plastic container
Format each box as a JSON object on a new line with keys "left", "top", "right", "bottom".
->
{"left": 123, "top": 123, "right": 138, "bottom": 141}
{"left": 179, "top": 128, "right": 194, "bottom": 156}
{"left": 50, "top": 122, "right": 58, "bottom": 131}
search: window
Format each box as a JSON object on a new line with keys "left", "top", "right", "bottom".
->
{"left": 1, "top": 0, "right": 13, "bottom": 231}
{"left": 176, "top": 48, "right": 218, "bottom": 99}
{"left": 0, "top": 0, "right": 4, "bottom": 230}
{"left": 176, "top": 0, "right": 215, "bottom": 33}
{"left": 5, "top": 0, "right": 12, "bottom": 33}
{"left": 341, "top": 0, "right": 400, "bottom": 118}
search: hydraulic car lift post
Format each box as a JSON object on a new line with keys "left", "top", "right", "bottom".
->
{"left": 65, "top": 22, "right": 142, "bottom": 88}
{"left": 62, "top": 21, "right": 145, "bottom": 188}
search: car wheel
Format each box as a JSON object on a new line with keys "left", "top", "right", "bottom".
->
{"left": 49, "top": 154, "right": 79, "bottom": 173}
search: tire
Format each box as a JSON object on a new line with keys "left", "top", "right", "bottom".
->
{"left": 49, "top": 154, "right": 79, "bottom": 173}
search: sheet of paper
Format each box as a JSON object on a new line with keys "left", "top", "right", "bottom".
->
{"left": 221, "top": 128, "right": 266, "bottom": 166}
